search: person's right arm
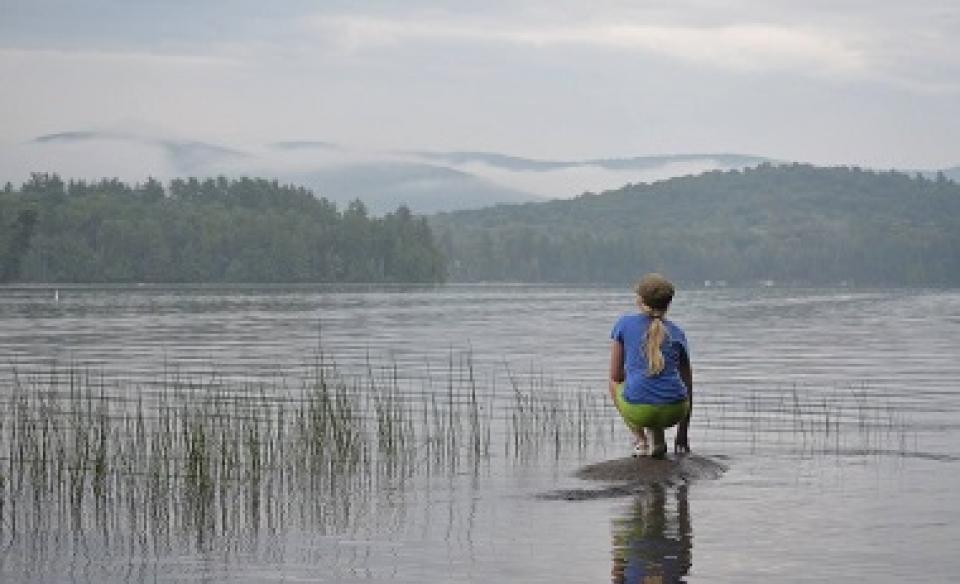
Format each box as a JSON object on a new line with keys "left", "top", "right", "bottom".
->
{"left": 675, "top": 353, "right": 693, "bottom": 453}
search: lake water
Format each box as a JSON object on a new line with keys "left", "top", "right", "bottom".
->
{"left": 0, "top": 284, "right": 958, "bottom": 583}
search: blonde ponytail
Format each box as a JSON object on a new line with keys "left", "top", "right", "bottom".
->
{"left": 634, "top": 273, "right": 676, "bottom": 377}
{"left": 644, "top": 312, "right": 667, "bottom": 376}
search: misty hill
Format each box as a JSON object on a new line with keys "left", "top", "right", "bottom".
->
{"left": 31, "top": 131, "right": 249, "bottom": 174}
{"left": 431, "top": 164, "right": 960, "bottom": 286}
{"left": 13, "top": 130, "right": 957, "bottom": 218}
{"left": 284, "top": 161, "right": 542, "bottom": 214}
{"left": 414, "top": 151, "right": 771, "bottom": 172}
{"left": 6, "top": 130, "right": 781, "bottom": 214}
{"left": 10, "top": 132, "right": 544, "bottom": 214}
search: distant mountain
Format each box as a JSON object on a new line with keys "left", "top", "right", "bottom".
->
{"left": 414, "top": 151, "right": 772, "bottom": 172}
{"left": 33, "top": 131, "right": 106, "bottom": 144}
{"left": 413, "top": 151, "right": 574, "bottom": 171}
{"left": 588, "top": 153, "right": 773, "bottom": 171}
{"left": 10, "top": 132, "right": 544, "bottom": 213}
{"left": 15, "top": 132, "right": 776, "bottom": 208}
{"left": 431, "top": 163, "right": 960, "bottom": 286}
{"left": 409, "top": 151, "right": 775, "bottom": 200}
{"left": 31, "top": 131, "right": 248, "bottom": 174}
{"left": 159, "top": 141, "right": 249, "bottom": 174}
{"left": 270, "top": 140, "right": 342, "bottom": 152}
{"left": 19, "top": 130, "right": 954, "bottom": 221}
{"left": 285, "top": 162, "right": 542, "bottom": 215}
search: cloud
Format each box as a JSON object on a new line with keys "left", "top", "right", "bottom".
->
{"left": 0, "top": 47, "right": 239, "bottom": 69}
{"left": 302, "top": 10, "right": 960, "bottom": 94}
{"left": 309, "top": 15, "right": 866, "bottom": 75}
{"left": 443, "top": 159, "right": 747, "bottom": 199}
{"left": 1, "top": 2, "right": 957, "bottom": 170}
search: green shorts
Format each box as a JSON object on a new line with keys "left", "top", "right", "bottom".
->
{"left": 614, "top": 383, "right": 689, "bottom": 430}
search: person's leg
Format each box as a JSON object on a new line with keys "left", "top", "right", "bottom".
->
{"left": 623, "top": 416, "right": 648, "bottom": 455}
{"left": 634, "top": 427, "right": 648, "bottom": 450}
{"left": 651, "top": 401, "right": 690, "bottom": 458}
{"left": 650, "top": 427, "right": 667, "bottom": 459}
{"left": 619, "top": 400, "right": 690, "bottom": 459}
{"left": 612, "top": 383, "right": 649, "bottom": 454}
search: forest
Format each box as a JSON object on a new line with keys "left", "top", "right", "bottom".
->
{"left": 431, "top": 164, "right": 960, "bottom": 286}
{"left": 2, "top": 165, "right": 958, "bottom": 286}
{"left": 0, "top": 174, "right": 446, "bottom": 283}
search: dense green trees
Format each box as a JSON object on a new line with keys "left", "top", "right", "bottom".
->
{"left": 3, "top": 165, "right": 957, "bottom": 286}
{"left": 431, "top": 164, "right": 960, "bottom": 286}
{"left": 0, "top": 174, "right": 446, "bottom": 283}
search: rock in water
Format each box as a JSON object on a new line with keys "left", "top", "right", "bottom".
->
{"left": 540, "top": 454, "right": 727, "bottom": 501}
{"left": 576, "top": 454, "right": 727, "bottom": 483}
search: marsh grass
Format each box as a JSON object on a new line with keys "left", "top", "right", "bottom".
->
{"left": 701, "top": 381, "right": 917, "bottom": 458}
{"left": 0, "top": 351, "right": 611, "bottom": 547}
{"left": 0, "top": 351, "right": 919, "bottom": 554}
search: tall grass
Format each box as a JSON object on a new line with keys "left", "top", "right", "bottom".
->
{"left": 0, "top": 351, "right": 918, "bottom": 553}
{"left": 0, "top": 351, "right": 611, "bottom": 545}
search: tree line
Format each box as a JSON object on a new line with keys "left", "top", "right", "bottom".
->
{"left": 430, "top": 164, "right": 960, "bottom": 286}
{"left": 0, "top": 174, "right": 446, "bottom": 283}
{"left": 4, "top": 165, "right": 957, "bottom": 286}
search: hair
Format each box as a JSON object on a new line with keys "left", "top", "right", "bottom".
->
{"left": 634, "top": 273, "right": 675, "bottom": 377}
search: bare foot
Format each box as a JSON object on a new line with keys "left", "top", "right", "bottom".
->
{"left": 632, "top": 429, "right": 649, "bottom": 457}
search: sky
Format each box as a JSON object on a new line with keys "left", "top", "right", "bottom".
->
{"left": 1, "top": 0, "right": 959, "bottom": 173}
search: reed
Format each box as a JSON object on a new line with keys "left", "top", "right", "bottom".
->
{"left": 0, "top": 350, "right": 918, "bottom": 551}
{"left": 0, "top": 351, "right": 613, "bottom": 542}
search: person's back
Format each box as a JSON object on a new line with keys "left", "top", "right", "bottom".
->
{"left": 608, "top": 274, "right": 694, "bottom": 458}
{"left": 612, "top": 313, "right": 689, "bottom": 405}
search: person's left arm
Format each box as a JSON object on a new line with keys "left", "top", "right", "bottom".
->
{"left": 609, "top": 340, "right": 625, "bottom": 402}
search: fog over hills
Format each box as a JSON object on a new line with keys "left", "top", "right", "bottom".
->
{"left": 1, "top": 130, "right": 775, "bottom": 213}
{"left": 30, "top": 131, "right": 250, "bottom": 174}
{"left": 413, "top": 151, "right": 769, "bottom": 172}
{"left": 2, "top": 130, "right": 955, "bottom": 214}
{"left": 280, "top": 161, "right": 539, "bottom": 214}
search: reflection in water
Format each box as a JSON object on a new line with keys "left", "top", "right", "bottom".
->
{"left": 2, "top": 287, "right": 957, "bottom": 582}
{"left": 611, "top": 485, "right": 692, "bottom": 584}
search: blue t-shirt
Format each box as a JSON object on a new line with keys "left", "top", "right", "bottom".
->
{"left": 611, "top": 314, "right": 690, "bottom": 405}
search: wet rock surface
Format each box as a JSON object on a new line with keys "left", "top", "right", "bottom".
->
{"left": 540, "top": 454, "right": 727, "bottom": 501}
{"left": 576, "top": 453, "right": 728, "bottom": 482}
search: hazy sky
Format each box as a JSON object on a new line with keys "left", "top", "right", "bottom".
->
{"left": 2, "top": 0, "right": 959, "bottom": 168}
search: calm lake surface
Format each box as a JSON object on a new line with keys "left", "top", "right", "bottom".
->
{"left": 1, "top": 284, "right": 959, "bottom": 583}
